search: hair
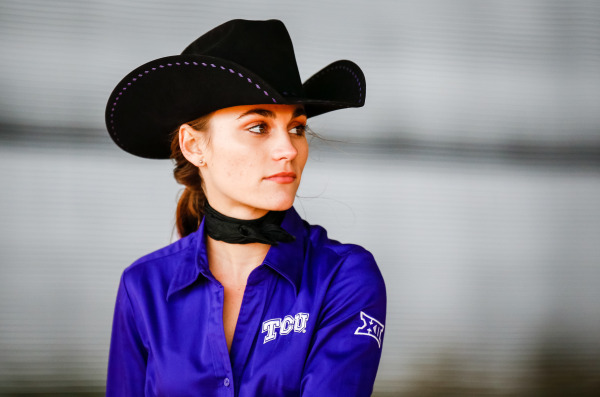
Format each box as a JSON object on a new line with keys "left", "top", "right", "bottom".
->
{"left": 170, "top": 114, "right": 212, "bottom": 238}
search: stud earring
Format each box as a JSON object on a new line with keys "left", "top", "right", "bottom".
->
{"left": 198, "top": 159, "right": 205, "bottom": 166}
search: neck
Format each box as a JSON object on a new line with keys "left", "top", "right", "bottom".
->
{"left": 201, "top": 201, "right": 295, "bottom": 283}
{"left": 206, "top": 236, "right": 270, "bottom": 284}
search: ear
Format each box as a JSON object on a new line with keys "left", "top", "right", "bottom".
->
{"left": 179, "top": 124, "right": 206, "bottom": 167}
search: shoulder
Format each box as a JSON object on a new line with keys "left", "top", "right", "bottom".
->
{"left": 120, "top": 231, "right": 198, "bottom": 287}
{"left": 305, "top": 221, "right": 383, "bottom": 284}
{"left": 284, "top": 208, "right": 381, "bottom": 281}
{"left": 301, "top": 221, "right": 387, "bottom": 327}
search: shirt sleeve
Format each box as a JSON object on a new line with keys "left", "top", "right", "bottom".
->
{"left": 106, "top": 272, "right": 148, "bottom": 396}
{"left": 301, "top": 248, "right": 387, "bottom": 397}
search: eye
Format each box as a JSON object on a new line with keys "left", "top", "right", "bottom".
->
{"left": 248, "top": 123, "right": 268, "bottom": 135}
{"left": 289, "top": 124, "right": 306, "bottom": 136}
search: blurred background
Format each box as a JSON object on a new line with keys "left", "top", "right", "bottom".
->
{"left": 1, "top": 0, "right": 599, "bottom": 395}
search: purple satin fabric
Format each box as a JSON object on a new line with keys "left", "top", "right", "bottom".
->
{"left": 106, "top": 207, "right": 386, "bottom": 396}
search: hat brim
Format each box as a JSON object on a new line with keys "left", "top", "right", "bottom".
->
{"left": 105, "top": 55, "right": 365, "bottom": 159}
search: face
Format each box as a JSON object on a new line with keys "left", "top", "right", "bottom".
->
{"left": 180, "top": 104, "right": 309, "bottom": 219}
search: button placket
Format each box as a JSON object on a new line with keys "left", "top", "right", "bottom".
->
{"left": 208, "top": 282, "right": 234, "bottom": 393}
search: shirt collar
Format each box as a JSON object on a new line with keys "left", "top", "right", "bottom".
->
{"left": 167, "top": 207, "right": 305, "bottom": 301}
{"left": 166, "top": 218, "right": 208, "bottom": 301}
{"left": 262, "top": 207, "right": 305, "bottom": 295}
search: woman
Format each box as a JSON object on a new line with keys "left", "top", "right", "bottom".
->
{"left": 105, "top": 19, "right": 386, "bottom": 396}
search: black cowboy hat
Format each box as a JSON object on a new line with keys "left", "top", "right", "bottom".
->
{"left": 105, "top": 19, "right": 366, "bottom": 159}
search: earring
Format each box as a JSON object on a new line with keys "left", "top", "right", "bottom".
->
{"left": 198, "top": 159, "right": 205, "bottom": 166}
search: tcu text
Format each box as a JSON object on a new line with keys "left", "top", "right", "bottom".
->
{"left": 261, "top": 313, "right": 309, "bottom": 343}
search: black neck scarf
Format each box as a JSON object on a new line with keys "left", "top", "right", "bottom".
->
{"left": 203, "top": 202, "right": 296, "bottom": 246}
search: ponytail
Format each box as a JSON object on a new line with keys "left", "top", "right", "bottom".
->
{"left": 170, "top": 114, "right": 211, "bottom": 237}
{"left": 175, "top": 186, "right": 205, "bottom": 238}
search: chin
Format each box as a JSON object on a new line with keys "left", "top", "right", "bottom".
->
{"left": 262, "top": 195, "right": 296, "bottom": 212}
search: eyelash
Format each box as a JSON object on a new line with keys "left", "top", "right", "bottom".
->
{"left": 247, "top": 123, "right": 306, "bottom": 136}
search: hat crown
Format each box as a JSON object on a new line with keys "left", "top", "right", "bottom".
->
{"left": 182, "top": 19, "right": 303, "bottom": 97}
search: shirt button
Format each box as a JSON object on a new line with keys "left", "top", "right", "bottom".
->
{"left": 223, "top": 377, "right": 230, "bottom": 387}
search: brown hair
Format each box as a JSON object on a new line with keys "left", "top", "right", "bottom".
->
{"left": 170, "top": 114, "right": 212, "bottom": 238}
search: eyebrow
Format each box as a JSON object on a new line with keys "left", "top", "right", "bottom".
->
{"left": 292, "top": 107, "right": 307, "bottom": 119}
{"left": 236, "top": 106, "right": 306, "bottom": 120}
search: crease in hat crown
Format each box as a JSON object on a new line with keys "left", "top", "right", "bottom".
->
{"left": 105, "top": 19, "right": 366, "bottom": 159}
{"left": 181, "top": 19, "right": 304, "bottom": 97}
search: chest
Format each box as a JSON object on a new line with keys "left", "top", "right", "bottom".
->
{"left": 141, "top": 276, "right": 316, "bottom": 396}
{"left": 223, "top": 284, "right": 245, "bottom": 351}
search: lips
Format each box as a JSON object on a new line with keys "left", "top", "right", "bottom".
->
{"left": 265, "top": 172, "right": 297, "bottom": 184}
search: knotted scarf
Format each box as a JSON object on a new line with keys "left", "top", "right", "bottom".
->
{"left": 204, "top": 202, "right": 296, "bottom": 245}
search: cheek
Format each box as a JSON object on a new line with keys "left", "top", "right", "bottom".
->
{"left": 220, "top": 151, "right": 255, "bottom": 181}
{"left": 296, "top": 142, "right": 309, "bottom": 170}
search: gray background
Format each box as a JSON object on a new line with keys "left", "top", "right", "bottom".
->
{"left": 1, "top": 0, "right": 599, "bottom": 395}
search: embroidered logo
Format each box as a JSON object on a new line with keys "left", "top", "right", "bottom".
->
{"left": 261, "top": 312, "right": 309, "bottom": 343}
{"left": 354, "top": 311, "right": 384, "bottom": 348}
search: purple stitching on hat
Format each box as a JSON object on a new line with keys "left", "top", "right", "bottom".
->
{"left": 109, "top": 61, "right": 279, "bottom": 149}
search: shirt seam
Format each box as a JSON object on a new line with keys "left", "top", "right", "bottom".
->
{"left": 127, "top": 239, "right": 195, "bottom": 271}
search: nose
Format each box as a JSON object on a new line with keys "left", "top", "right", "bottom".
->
{"left": 271, "top": 128, "right": 298, "bottom": 161}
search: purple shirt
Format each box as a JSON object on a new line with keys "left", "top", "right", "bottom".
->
{"left": 106, "top": 207, "right": 386, "bottom": 396}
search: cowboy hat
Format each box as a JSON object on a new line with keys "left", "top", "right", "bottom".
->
{"left": 105, "top": 19, "right": 366, "bottom": 159}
